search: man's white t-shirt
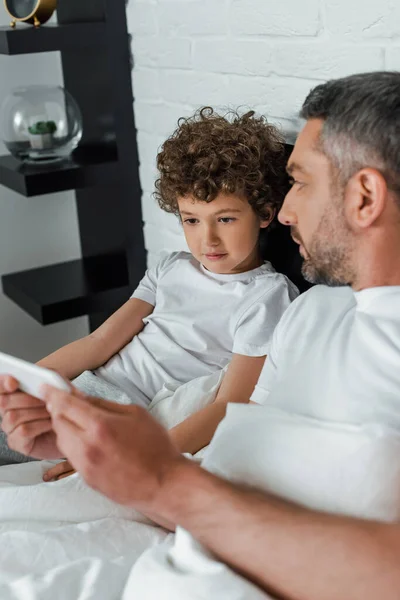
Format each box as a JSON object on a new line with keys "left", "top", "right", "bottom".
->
{"left": 251, "top": 284, "right": 400, "bottom": 428}
{"left": 96, "top": 251, "right": 298, "bottom": 405}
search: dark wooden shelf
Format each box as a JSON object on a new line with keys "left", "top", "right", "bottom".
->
{"left": 0, "top": 146, "right": 120, "bottom": 196}
{"left": 0, "top": 2, "right": 146, "bottom": 330}
{"left": 2, "top": 253, "right": 130, "bottom": 325}
{"left": 0, "top": 22, "right": 106, "bottom": 55}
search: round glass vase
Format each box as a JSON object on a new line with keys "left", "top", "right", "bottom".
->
{"left": 0, "top": 85, "right": 83, "bottom": 164}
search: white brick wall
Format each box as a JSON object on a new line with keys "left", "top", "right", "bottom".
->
{"left": 127, "top": 0, "right": 398, "bottom": 267}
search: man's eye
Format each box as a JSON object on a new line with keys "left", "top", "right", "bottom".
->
{"left": 218, "top": 217, "right": 236, "bottom": 223}
{"left": 289, "top": 178, "right": 303, "bottom": 188}
{"left": 184, "top": 218, "right": 198, "bottom": 225}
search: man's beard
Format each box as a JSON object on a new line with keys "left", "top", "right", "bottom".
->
{"left": 301, "top": 241, "right": 352, "bottom": 286}
{"left": 296, "top": 212, "right": 355, "bottom": 287}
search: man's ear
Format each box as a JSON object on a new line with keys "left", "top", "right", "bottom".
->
{"left": 344, "top": 168, "right": 387, "bottom": 230}
{"left": 259, "top": 208, "right": 275, "bottom": 229}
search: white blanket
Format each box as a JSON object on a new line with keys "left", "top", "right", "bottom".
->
{"left": 0, "top": 370, "right": 223, "bottom": 598}
{"left": 0, "top": 464, "right": 168, "bottom": 597}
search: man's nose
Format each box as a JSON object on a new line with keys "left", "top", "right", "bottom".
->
{"left": 278, "top": 193, "right": 297, "bottom": 226}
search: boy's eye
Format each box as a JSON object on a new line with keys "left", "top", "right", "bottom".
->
{"left": 218, "top": 217, "right": 236, "bottom": 224}
{"left": 183, "top": 218, "right": 199, "bottom": 225}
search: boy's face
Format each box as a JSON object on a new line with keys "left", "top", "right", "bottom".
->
{"left": 178, "top": 192, "right": 271, "bottom": 274}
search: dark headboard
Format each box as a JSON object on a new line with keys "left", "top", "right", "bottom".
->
{"left": 260, "top": 143, "right": 313, "bottom": 294}
{"left": 261, "top": 223, "right": 312, "bottom": 294}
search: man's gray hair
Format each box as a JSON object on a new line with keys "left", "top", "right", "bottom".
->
{"left": 300, "top": 71, "right": 400, "bottom": 200}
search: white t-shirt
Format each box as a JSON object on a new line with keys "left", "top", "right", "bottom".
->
{"left": 96, "top": 251, "right": 298, "bottom": 405}
{"left": 251, "top": 284, "right": 400, "bottom": 428}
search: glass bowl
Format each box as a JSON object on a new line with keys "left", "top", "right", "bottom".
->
{"left": 0, "top": 85, "right": 83, "bottom": 164}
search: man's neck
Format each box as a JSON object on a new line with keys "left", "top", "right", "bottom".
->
{"left": 352, "top": 232, "right": 400, "bottom": 291}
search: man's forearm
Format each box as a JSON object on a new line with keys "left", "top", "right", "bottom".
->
{"left": 157, "top": 461, "right": 400, "bottom": 600}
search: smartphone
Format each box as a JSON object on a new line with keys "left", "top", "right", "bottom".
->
{"left": 0, "top": 351, "right": 70, "bottom": 401}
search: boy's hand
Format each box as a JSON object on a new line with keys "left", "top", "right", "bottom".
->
{"left": 0, "top": 374, "right": 62, "bottom": 459}
{"left": 43, "top": 460, "right": 76, "bottom": 481}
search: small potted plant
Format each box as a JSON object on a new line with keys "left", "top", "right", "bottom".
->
{"left": 28, "top": 120, "right": 57, "bottom": 149}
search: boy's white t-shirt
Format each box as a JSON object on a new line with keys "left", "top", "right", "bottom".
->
{"left": 96, "top": 251, "right": 298, "bottom": 405}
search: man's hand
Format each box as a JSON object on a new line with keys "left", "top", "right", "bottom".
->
{"left": 43, "top": 385, "right": 188, "bottom": 510}
{"left": 0, "top": 375, "right": 137, "bottom": 461}
{"left": 0, "top": 375, "right": 61, "bottom": 459}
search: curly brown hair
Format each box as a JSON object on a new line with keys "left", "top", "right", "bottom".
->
{"left": 154, "top": 107, "right": 288, "bottom": 221}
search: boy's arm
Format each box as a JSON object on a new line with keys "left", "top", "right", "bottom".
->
{"left": 169, "top": 353, "right": 265, "bottom": 454}
{"left": 38, "top": 298, "right": 154, "bottom": 380}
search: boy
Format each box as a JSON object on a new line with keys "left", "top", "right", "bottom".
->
{"left": 3, "top": 108, "right": 298, "bottom": 478}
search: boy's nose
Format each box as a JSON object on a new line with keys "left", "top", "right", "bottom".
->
{"left": 203, "top": 226, "right": 220, "bottom": 246}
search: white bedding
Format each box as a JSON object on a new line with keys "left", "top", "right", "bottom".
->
{"left": 0, "top": 461, "right": 168, "bottom": 597}
{"left": 2, "top": 369, "right": 400, "bottom": 599}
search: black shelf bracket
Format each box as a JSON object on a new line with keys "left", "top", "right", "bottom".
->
{"left": 0, "top": 147, "right": 119, "bottom": 196}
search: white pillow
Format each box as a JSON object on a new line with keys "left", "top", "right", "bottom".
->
{"left": 202, "top": 404, "right": 400, "bottom": 522}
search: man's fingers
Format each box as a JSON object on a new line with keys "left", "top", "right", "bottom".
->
{"left": 1, "top": 407, "right": 50, "bottom": 435}
{"left": 0, "top": 375, "right": 19, "bottom": 394}
{"left": 43, "top": 384, "right": 142, "bottom": 420}
{"left": 43, "top": 385, "right": 114, "bottom": 432}
{"left": 0, "top": 392, "right": 44, "bottom": 414}
{"left": 49, "top": 413, "right": 93, "bottom": 472}
{"left": 7, "top": 418, "right": 54, "bottom": 454}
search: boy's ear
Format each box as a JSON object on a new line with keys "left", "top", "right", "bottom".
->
{"left": 259, "top": 208, "right": 275, "bottom": 229}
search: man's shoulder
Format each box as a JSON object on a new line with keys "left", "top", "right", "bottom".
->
{"left": 299, "top": 284, "right": 353, "bottom": 305}
{"left": 278, "top": 284, "right": 355, "bottom": 331}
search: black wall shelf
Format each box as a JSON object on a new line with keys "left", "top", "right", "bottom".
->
{"left": 0, "top": 22, "right": 107, "bottom": 55}
{"left": 0, "top": 0, "right": 146, "bottom": 331}
{"left": 0, "top": 148, "right": 119, "bottom": 196}
{"left": 2, "top": 254, "right": 130, "bottom": 325}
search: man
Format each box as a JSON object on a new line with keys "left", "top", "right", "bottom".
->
{"left": 1, "top": 71, "right": 400, "bottom": 599}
